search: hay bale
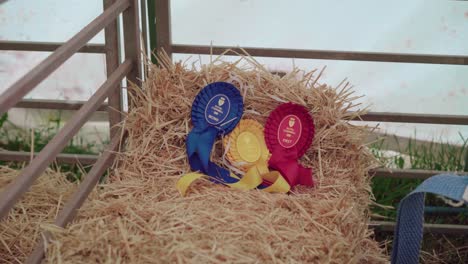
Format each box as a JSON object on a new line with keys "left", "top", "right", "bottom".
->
{"left": 3, "top": 52, "right": 388, "bottom": 263}
{"left": 0, "top": 166, "right": 76, "bottom": 263}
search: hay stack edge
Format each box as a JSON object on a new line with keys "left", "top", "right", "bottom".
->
{"left": 1, "top": 52, "right": 388, "bottom": 263}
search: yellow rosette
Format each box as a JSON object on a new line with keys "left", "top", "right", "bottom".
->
{"left": 223, "top": 119, "right": 290, "bottom": 193}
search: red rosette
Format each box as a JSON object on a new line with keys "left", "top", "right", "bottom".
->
{"left": 265, "top": 102, "right": 314, "bottom": 157}
{"left": 264, "top": 102, "right": 315, "bottom": 187}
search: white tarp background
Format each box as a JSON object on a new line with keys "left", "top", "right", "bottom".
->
{"left": 0, "top": 0, "right": 467, "bottom": 144}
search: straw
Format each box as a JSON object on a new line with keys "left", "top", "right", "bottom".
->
{"left": 0, "top": 166, "right": 77, "bottom": 263}
{"left": 1, "top": 51, "right": 387, "bottom": 263}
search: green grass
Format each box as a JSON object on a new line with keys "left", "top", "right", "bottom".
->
{"left": 370, "top": 134, "right": 468, "bottom": 222}
{"left": 370, "top": 134, "right": 468, "bottom": 262}
{"left": 0, "top": 112, "right": 104, "bottom": 181}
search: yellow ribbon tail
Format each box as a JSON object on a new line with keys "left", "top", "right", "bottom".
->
{"left": 261, "top": 171, "right": 291, "bottom": 193}
{"left": 176, "top": 166, "right": 289, "bottom": 196}
{"left": 176, "top": 172, "right": 205, "bottom": 196}
{"left": 226, "top": 168, "right": 263, "bottom": 190}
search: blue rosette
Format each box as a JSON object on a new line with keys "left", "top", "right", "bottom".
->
{"left": 191, "top": 82, "right": 243, "bottom": 135}
{"left": 186, "top": 82, "right": 244, "bottom": 184}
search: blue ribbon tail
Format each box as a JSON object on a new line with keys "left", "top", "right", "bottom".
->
{"left": 186, "top": 126, "right": 218, "bottom": 173}
{"left": 206, "top": 161, "right": 239, "bottom": 184}
{"left": 186, "top": 126, "right": 240, "bottom": 185}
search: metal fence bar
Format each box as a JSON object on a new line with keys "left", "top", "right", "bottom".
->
{"left": 0, "top": 0, "right": 130, "bottom": 116}
{"left": 155, "top": 0, "right": 172, "bottom": 57}
{"left": 15, "top": 99, "right": 108, "bottom": 111}
{"left": 371, "top": 168, "right": 468, "bottom": 180}
{"left": 123, "top": 0, "right": 143, "bottom": 108}
{"left": 0, "top": 40, "right": 106, "bottom": 53}
{"left": 26, "top": 133, "right": 123, "bottom": 264}
{"left": 355, "top": 112, "right": 468, "bottom": 125}
{"left": 0, "top": 151, "right": 98, "bottom": 165}
{"left": 104, "top": 0, "right": 124, "bottom": 139}
{"left": 0, "top": 60, "right": 132, "bottom": 220}
{"left": 171, "top": 44, "right": 468, "bottom": 65}
{"left": 10, "top": 101, "right": 468, "bottom": 125}
{"left": 370, "top": 221, "right": 468, "bottom": 235}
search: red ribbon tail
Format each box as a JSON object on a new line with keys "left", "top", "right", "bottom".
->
{"left": 269, "top": 159, "right": 307, "bottom": 187}
{"left": 268, "top": 148, "right": 314, "bottom": 187}
{"left": 297, "top": 166, "right": 314, "bottom": 187}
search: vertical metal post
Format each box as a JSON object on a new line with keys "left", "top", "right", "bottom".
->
{"left": 122, "top": 0, "right": 142, "bottom": 109}
{"left": 155, "top": 0, "right": 172, "bottom": 58}
{"left": 104, "top": 0, "right": 122, "bottom": 139}
{"left": 140, "top": 0, "right": 150, "bottom": 78}
{"left": 141, "top": 0, "right": 149, "bottom": 57}
{"left": 147, "top": 0, "right": 157, "bottom": 64}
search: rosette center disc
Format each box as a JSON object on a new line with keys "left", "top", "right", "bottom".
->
{"left": 204, "top": 94, "right": 231, "bottom": 125}
{"left": 236, "top": 131, "right": 262, "bottom": 163}
{"left": 277, "top": 114, "right": 302, "bottom": 148}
